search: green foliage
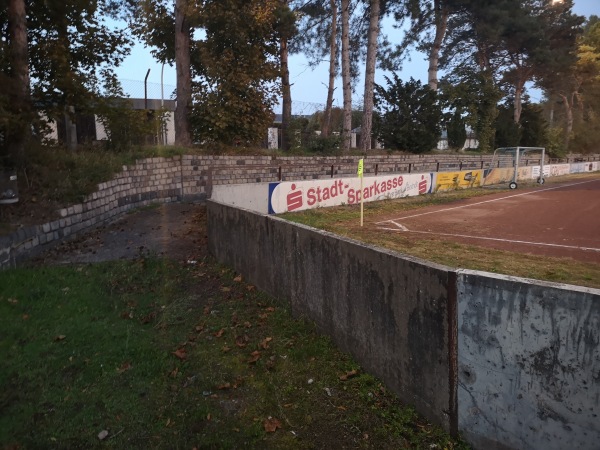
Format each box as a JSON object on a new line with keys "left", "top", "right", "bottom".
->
{"left": 374, "top": 75, "right": 441, "bottom": 153}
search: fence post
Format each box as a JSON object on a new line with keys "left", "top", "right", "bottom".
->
{"left": 331, "top": 165, "right": 334, "bottom": 178}
{"left": 459, "top": 161, "right": 463, "bottom": 170}
{"left": 436, "top": 162, "right": 440, "bottom": 172}
{"left": 278, "top": 166, "right": 282, "bottom": 181}
{"left": 481, "top": 161, "right": 484, "bottom": 169}
{"left": 408, "top": 163, "right": 412, "bottom": 174}
{"left": 375, "top": 163, "right": 379, "bottom": 176}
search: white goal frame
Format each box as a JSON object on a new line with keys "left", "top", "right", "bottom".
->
{"left": 483, "top": 146, "right": 546, "bottom": 189}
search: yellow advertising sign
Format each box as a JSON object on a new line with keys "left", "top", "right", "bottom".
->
{"left": 434, "top": 170, "right": 483, "bottom": 192}
{"left": 484, "top": 167, "right": 514, "bottom": 185}
{"left": 357, "top": 159, "right": 364, "bottom": 178}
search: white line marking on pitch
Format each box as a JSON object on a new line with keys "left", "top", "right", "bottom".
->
{"left": 375, "top": 178, "right": 600, "bottom": 225}
{"left": 378, "top": 227, "right": 600, "bottom": 253}
{"left": 389, "top": 220, "right": 408, "bottom": 231}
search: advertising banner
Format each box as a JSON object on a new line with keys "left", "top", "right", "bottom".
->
{"left": 483, "top": 167, "right": 515, "bottom": 185}
{"left": 434, "top": 170, "right": 483, "bottom": 192}
{"left": 570, "top": 162, "right": 596, "bottom": 173}
{"left": 268, "top": 173, "right": 433, "bottom": 214}
{"left": 517, "top": 166, "right": 533, "bottom": 180}
{"left": 532, "top": 164, "right": 571, "bottom": 178}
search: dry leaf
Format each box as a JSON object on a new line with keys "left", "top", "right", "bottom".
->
{"left": 22, "top": 314, "right": 30, "bottom": 320}
{"left": 260, "top": 337, "right": 273, "bottom": 349}
{"left": 8, "top": 298, "right": 18, "bottom": 304}
{"left": 169, "top": 367, "right": 179, "bottom": 378}
{"left": 172, "top": 348, "right": 187, "bottom": 360}
{"left": 265, "top": 307, "right": 275, "bottom": 312}
{"left": 221, "top": 287, "right": 231, "bottom": 293}
{"left": 217, "top": 383, "right": 231, "bottom": 390}
{"left": 54, "top": 335, "right": 66, "bottom": 342}
{"left": 233, "top": 275, "right": 242, "bottom": 282}
{"left": 248, "top": 350, "right": 261, "bottom": 364}
{"left": 203, "top": 306, "right": 211, "bottom": 315}
{"left": 243, "top": 321, "right": 252, "bottom": 328}
{"left": 339, "top": 369, "right": 358, "bottom": 381}
{"left": 140, "top": 312, "right": 156, "bottom": 324}
{"left": 195, "top": 324, "right": 205, "bottom": 332}
{"left": 221, "top": 345, "right": 231, "bottom": 353}
{"left": 213, "top": 328, "right": 225, "bottom": 338}
{"left": 235, "top": 335, "right": 249, "bottom": 348}
{"left": 116, "top": 362, "right": 132, "bottom": 374}
{"left": 246, "top": 285, "right": 255, "bottom": 291}
{"left": 263, "top": 417, "right": 282, "bottom": 433}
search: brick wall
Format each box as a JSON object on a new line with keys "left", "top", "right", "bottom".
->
{"left": 1, "top": 152, "right": 598, "bottom": 268}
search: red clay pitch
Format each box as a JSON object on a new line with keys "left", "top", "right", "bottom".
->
{"left": 374, "top": 176, "right": 600, "bottom": 263}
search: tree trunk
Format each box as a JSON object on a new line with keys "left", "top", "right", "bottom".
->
{"left": 322, "top": 0, "right": 338, "bottom": 138}
{"left": 428, "top": 0, "right": 448, "bottom": 91}
{"left": 513, "top": 82, "right": 524, "bottom": 124}
{"left": 358, "top": 0, "right": 380, "bottom": 152}
{"left": 280, "top": 31, "right": 292, "bottom": 150}
{"left": 175, "top": 0, "right": 192, "bottom": 146}
{"left": 559, "top": 92, "right": 574, "bottom": 150}
{"left": 6, "top": 0, "right": 31, "bottom": 162}
{"left": 341, "top": 0, "right": 352, "bottom": 152}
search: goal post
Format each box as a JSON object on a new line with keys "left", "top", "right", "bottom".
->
{"left": 483, "top": 146, "right": 546, "bottom": 189}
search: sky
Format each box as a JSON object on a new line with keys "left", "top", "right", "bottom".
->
{"left": 113, "top": 0, "right": 599, "bottom": 113}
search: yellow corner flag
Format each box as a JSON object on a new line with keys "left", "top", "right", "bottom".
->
{"left": 357, "top": 158, "right": 364, "bottom": 178}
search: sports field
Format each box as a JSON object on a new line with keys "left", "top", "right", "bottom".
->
{"left": 284, "top": 173, "right": 600, "bottom": 288}
{"left": 375, "top": 176, "right": 600, "bottom": 263}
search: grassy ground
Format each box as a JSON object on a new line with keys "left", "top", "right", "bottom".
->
{"left": 0, "top": 255, "right": 468, "bottom": 449}
{"left": 282, "top": 174, "right": 600, "bottom": 290}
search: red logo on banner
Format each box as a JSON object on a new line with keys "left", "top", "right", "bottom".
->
{"left": 418, "top": 175, "right": 428, "bottom": 194}
{"left": 287, "top": 184, "right": 303, "bottom": 211}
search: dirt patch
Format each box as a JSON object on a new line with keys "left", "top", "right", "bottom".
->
{"left": 30, "top": 202, "right": 208, "bottom": 266}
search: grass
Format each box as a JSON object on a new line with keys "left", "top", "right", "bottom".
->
{"left": 282, "top": 174, "right": 600, "bottom": 290}
{"left": 0, "top": 256, "right": 468, "bottom": 449}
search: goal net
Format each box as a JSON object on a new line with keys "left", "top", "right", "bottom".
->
{"left": 482, "top": 147, "right": 546, "bottom": 189}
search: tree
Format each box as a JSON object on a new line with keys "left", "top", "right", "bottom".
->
{"left": 2, "top": 0, "right": 30, "bottom": 163}
{"left": 1, "top": 0, "right": 131, "bottom": 157}
{"left": 190, "top": 0, "right": 281, "bottom": 145}
{"left": 341, "top": 0, "right": 353, "bottom": 151}
{"left": 359, "top": 0, "right": 381, "bottom": 151}
{"left": 175, "top": 0, "right": 192, "bottom": 146}
{"left": 374, "top": 75, "right": 441, "bottom": 152}
{"left": 132, "top": 0, "right": 283, "bottom": 146}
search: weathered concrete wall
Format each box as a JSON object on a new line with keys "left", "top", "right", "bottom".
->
{"left": 457, "top": 270, "right": 600, "bottom": 450}
{"left": 207, "top": 200, "right": 457, "bottom": 432}
{"left": 206, "top": 200, "right": 600, "bottom": 450}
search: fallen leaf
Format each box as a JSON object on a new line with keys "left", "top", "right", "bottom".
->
{"left": 217, "top": 383, "right": 231, "bottom": 390}
{"left": 339, "top": 369, "right": 358, "bottom": 381}
{"left": 221, "top": 345, "right": 231, "bottom": 353}
{"left": 263, "top": 417, "right": 282, "bottom": 433}
{"left": 258, "top": 313, "right": 268, "bottom": 320}
{"left": 221, "top": 287, "right": 231, "bottom": 293}
{"left": 22, "top": 314, "right": 30, "bottom": 320}
{"left": 203, "top": 306, "right": 211, "bottom": 315}
{"left": 246, "top": 285, "right": 255, "bottom": 291}
{"left": 172, "top": 348, "right": 187, "bottom": 360}
{"left": 265, "top": 307, "right": 275, "bottom": 312}
{"left": 8, "top": 298, "right": 18, "bottom": 304}
{"left": 195, "top": 324, "right": 205, "bottom": 332}
{"left": 213, "top": 328, "right": 225, "bottom": 338}
{"left": 235, "top": 335, "right": 249, "bottom": 348}
{"left": 233, "top": 275, "right": 242, "bottom": 282}
{"left": 120, "top": 311, "right": 134, "bottom": 320}
{"left": 116, "top": 362, "right": 132, "bottom": 374}
{"left": 98, "top": 430, "right": 109, "bottom": 440}
{"left": 243, "top": 321, "right": 252, "bottom": 328}
{"left": 248, "top": 350, "right": 261, "bottom": 364}
{"left": 169, "top": 367, "right": 179, "bottom": 378}
{"left": 260, "top": 337, "right": 273, "bottom": 349}
{"left": 140, "top": 312, "right": 156, "bottom": 324}
{"left": 54, "top": 335, "right": 66, "bottom": 342}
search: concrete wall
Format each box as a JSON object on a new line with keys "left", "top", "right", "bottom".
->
{"left": 206, "top": 200, "right": 600, "bottom": 450}
{"left": 207, "top": 201, "right": 458, "bottom": 433}
{"left": 458, "top": 271, "right": 600, "bottom": 450}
